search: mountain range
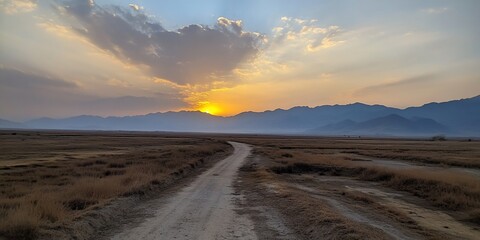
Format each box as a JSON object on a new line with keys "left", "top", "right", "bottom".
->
{"left": 1, "top": 95, "right": 479, "bottom": 137}
{"left": 308, "top": 114, "right": 450, "bottom": 136}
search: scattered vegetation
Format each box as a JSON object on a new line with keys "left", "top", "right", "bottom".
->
{"left": 274, "top": 162, "right": 477, "bottom": 212}
{"left": 272, "top": 162, "right": 480, "bottom": 211}
{"left": 232, "top": 136, "right": 480, "bottom": 231}
{"left": 431, "top": 135, "right": 447, "bottom": 141}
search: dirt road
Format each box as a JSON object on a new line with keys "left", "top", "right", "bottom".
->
{"left": 111, "top": 142, "right": 257, "bottom": 240}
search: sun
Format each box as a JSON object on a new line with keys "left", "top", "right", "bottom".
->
{"left": 199, "top": 104, "right": 222, "bottom": 116}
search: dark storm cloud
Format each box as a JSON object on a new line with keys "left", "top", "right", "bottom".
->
{"left": 55, "top": 0, "right": 264, "bottom": 85}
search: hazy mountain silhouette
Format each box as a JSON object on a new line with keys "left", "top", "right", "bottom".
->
{"left": 308, "top": 114, "right": 450, "bottom": 136}
{"left": 25, "top": 111, "right": 223, "bottom": 132}
{"left": 401, "top": 95, "right": 480, "bottom": 134}
{"left": 225, "top": 103, "right": 397, "bottom": 132}
{"left": 0, "top": 119, "right": 25, "bottom": 129}
{"left": 1, "top": 95, "right": 479, "bottom": 136}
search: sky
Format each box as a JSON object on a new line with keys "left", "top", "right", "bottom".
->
{"left": 1, "top": 0, "right": 479, "bottom": 121}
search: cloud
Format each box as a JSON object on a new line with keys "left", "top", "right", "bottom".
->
{"left": 0, "top": 67, "right": 77, "bottom": 89}
{"left": 222, "top": 17, "right": 345, "bottom": 85}
{"left": 355, "top": 74, "right": 437, "bottom": 96}
{"left": 86, "top": 95, "right": 184, "bottom": 114}
{"left": 422, "top": 7, "right": 448, "bottom": 14}
{"left": 128, "top": 4, "right": 143, "bottom": 11}
{"left": 53, "top": 0, "right": 264, "bottom": 85}
{"left": 272, "top": 17, "right": 344, "bottom": 52}
{"left": 0, "top": 67, "right": 186, "bottom": 120}
{"left": 0, "top": 0, "right": 37, "bottom": 14}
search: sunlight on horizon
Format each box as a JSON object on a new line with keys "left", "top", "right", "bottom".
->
{"left": 199, "top": 103, "right": 223, "bottom": 116}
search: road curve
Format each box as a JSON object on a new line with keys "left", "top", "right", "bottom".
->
{"left": 111, "top": 141, "right": 257, "bottom": 240}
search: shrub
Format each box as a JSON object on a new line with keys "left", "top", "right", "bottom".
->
{"left": 431, "top": 135, "right": 446, "bottom": 141}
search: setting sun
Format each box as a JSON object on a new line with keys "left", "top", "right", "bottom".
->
{"left": 199, "top": 104, "right": 222, "bottom": 116}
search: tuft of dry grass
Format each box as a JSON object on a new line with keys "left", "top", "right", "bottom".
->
{"left": 342, "top": 190, "right": 375, "bottom": 204}
{"left": 0, "top": 206, "right": 40, "bottom": 240}
{"left": 466, "top": 209, "right": 480, "bottom": 224}
{"left": 0, "top": 192, "right": 67, "bottom": 240}
{"left": 359, "top": 167, "right": 480, "bottom": 211}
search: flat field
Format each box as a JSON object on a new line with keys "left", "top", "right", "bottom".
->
{"left": 2, "top": 131, "right": 480, "bottom": 240}
{"left": 0, "top": 131, "right": 231, "bottom": 240}
{"left": 232, "top": 136, "right": 480, "bottom": 239}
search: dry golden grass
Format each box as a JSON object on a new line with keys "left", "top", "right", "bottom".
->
{"left": 0, "top": 131, "right": 231, "bottom": 239}
{"left": 360, "top": 167, "right": 480, "bottom": 210}
{"left": 0, "top": 206, "right": 40, "bottom": 240}
{"left": 235, "top": 137, "right": 480, "bottom": 168}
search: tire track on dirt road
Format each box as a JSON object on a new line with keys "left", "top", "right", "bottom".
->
{"left": 111, "top": 142, "right": 257, "bottom": 240}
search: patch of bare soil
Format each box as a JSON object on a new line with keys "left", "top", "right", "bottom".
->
{"left": 290, "top": 174, "right": 480, "bottom": 239}
{"left": 235, "top": 156, "right": 297, "bottom": 240}
{"left": 238, "top": 155, "right": 393, "bottom": 240}
{"left": 343, "top": 184, "right": 480, "bottom": 239}
{"left": 288, "top": 183, "right": 415, "bottom": 240}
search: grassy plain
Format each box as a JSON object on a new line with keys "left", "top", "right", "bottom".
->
{"left": 233, "top": 136, "right": 480, "bottom": 239}
{"left": 0, "top": 131, "right": 231, "bottom": 239}
{"left": 2, "top": 131, "right": 479, "bottom": 239}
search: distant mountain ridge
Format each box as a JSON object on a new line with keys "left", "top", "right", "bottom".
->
{"left": 308, "top": 114, "right": 450, "bottom": 136}
{"left": 1, "top": 95, "right": 479, "bottom": 136}
{"left": 0, "top": 119, "right": 25, "bottom": 129}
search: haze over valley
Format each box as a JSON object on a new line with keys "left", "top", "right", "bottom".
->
{"left": 2, "top": 95, "right": 479, "bottom": 137}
